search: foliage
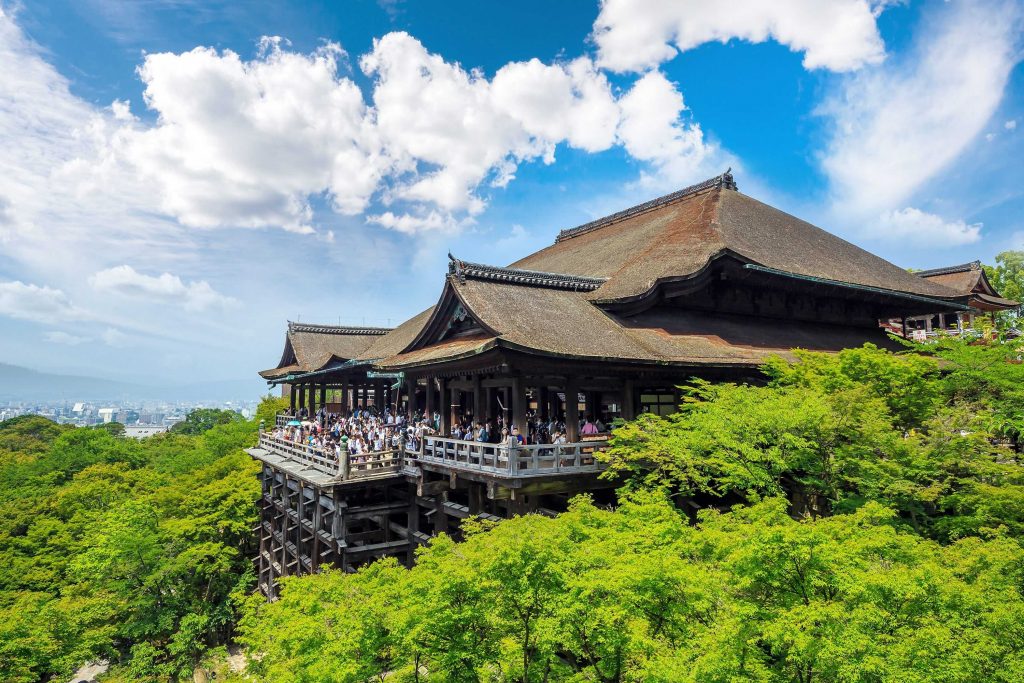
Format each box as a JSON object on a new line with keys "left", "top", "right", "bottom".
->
{"left": 984, "top": 250, "right": 1024, "bottom": 326}
{"left": 239, "top": 492, "right": 1024, "bottom": 682}
{"left": 0, "top": 400, "right": 272, "bottom": 683}
{"left": 603, "top": 342, "right": 1024, "bottom": 539}
{"left": 169, "top": 407, "right": 244, "bottom": 435}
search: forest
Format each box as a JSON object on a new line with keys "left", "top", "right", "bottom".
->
{"left": 2, "top": 333, "right": 1024, "bottom": 681}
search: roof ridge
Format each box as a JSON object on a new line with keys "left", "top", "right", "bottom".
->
{"left": 288, "top": 322, "right": 393, "bottom": 335}
{"left": 448, "top": 254, "right": 608, "bottom": 291}
{"left": 916, "top": 261, "right": 982, "bottom": 277}
{"left": 553, "top": 169, "right": 737, "bottom": 244}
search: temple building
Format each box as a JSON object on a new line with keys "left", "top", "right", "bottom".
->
{"left": 898, "top": 261, "right": 1020, "bottom": 336}
{"left": 247, "top": 171, "right": 1018, "bottom": 597}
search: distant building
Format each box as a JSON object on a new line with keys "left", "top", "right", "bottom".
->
{"left": 97, "top": 408, "right": 115, "bottom": 424}
{"left": 124, "top": 425, "right": 169, "bottom": 439}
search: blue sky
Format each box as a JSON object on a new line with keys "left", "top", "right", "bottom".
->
{"left": 0, "top": 0, "right": 1022, "bottom": 388}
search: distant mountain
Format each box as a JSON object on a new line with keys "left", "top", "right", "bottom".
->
{"left": 0, "top": 363, "right": 269, "bottom": 403}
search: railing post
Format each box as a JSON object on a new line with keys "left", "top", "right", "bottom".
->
{"left": 340, "top": 451, "right": 350, "bottom": 481}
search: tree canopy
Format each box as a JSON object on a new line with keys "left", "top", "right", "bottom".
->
{"left": 0, "top": 401, "right": 282, "bottom": 683}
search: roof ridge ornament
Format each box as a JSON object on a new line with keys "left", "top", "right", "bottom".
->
{"left": 448, "top": 252, "right": 467, "bottom": 284}
{"left": 287, "top": 321, "right": 392, "bottom": 335}
{"left": 554, "top": 169, "right": 737, "bottom": 243}
{"left": 447, "top": 254, "right": 607, "bottom": 291}
{"left": 916, "top": 260, "right": 983, "bottom": 278}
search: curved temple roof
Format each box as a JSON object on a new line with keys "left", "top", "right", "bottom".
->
{"left": 511, "top": 172, "right": 962, "bottom": 305}
{"left": 266, "top": 172, "right": 1003, "bottom": 382}
{"left": 259, "top": 322, "right": 392, "bottom": 379}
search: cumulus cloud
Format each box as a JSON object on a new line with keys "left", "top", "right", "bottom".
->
{"left": 101, "top": 328, "right": 130, "bottom": 348}
{"left": 89, "top": 265, "right": 237, "bottom": 312}
{"left": 593, "top": 0, "right": 891, "bottom": 73}
{"left": 820, "top": 0, "right": 1023, "bottom": 216}
{"left": 617, "top": 70, "right": 716, "bottom": 185}
{"left": 44, "top": 331, "right": 90, "bottom": 345}
{"left": 872, "top": 207, "right": 982, "bottom": 246}
{"left": 0, "top": 281, "right": 83, "bottom": 324}
{"left": 123, "top": 39, "right": 380, "bottom": 233}
{"left": 359, "top": 34, "right": 623, "bottom": 223}
{"left": 1006, "top": 119, "right": 1018, "bottom": 130}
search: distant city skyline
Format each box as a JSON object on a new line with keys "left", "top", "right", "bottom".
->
{"left": 0, "top": 0, "right": 1021, "bottom": 386}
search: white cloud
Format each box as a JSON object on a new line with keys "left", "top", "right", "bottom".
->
{"left": 89, "top": 265, "right": 237, "bottom": 312}
{"left": 123, "top": 39, "right": 380, "bottom": 233}
{"left": 359, "top": 33, "right": 623, "bottom": 223}
{"left": 101, "top": 328, "right": 129, "bottom": 348}
{"left": 872, "top": 207, "right": 982, "bottom": 246}
{"left": 616, "top": 70, "right": 716, "bottom": 185}
{"left": 44, "top": 331, "right": 90, "bottom": 345}
{"left": 0, "top": 281, "right": 82, "bottom": 324}
{"left": 593, "top": 0, "right": 891, "bottom": 73}
{"left": 1006, "top": 119, "right": 1018, "bottom": 130}
{"left": 821, "top": 0, "right": 1023, "bottom": 216}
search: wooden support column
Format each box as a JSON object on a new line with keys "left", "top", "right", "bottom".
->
{"left": 512, "top": 376, "right": 528, "bottom": 436}
{"left": 486, "top": 386, "right": 496, "bottom": 422}
{"left": 425, "top": 377, "right": 435, "bottom": 420}
{"left": 289, "top": 384, "right": 296, "bottom": 413}
{"left": 406, "top": 379, "right": 417, "bottom": 419}
{"left": 473, "top": 375, "right": 484, "bottom": 423}
{"left": 340, "top": 377, "right": 349, "bottom": 413}
{"left": 585, "top": 390, "right": 599, "bottom": 421}
{"left": 297, "top": 383, "right": 307, "bottom": 414}
{"left": 439, "top": 378, "right": 451, "bottom": 435}
{"left": 565, "top": 376, "right": 580, "bottom": 442}
{"left": 538, "top": 386, "right": 550, "bottom": 421}
{"left": 622, "top": 379, "right": 636, "bottom": 421}
{"left": 319, "top": 383, "right": 327, "bottom": 413}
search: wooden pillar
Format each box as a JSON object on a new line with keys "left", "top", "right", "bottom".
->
{"left": 512, "top": 376, "right": 528, "bottom": 436}
{"left": 406, "top": 379, "right": 417, "bottom": 419}
{"left": 938, "top": 313, "right": 946, "bottom": 331}
{"left": 298, "top": 383, "right": 307, "bottom": 413}
{"left": 565, "top": 376, "right": 580, "bottom": 442}
{"left": 340, "top": 377, "right": 349, "bottom": 413}
{"left": 538, "top": 386, "right": 549, "bottom": 421}
{"left": 440, "top": 378, "right": 451, "bottom": 435}
{"left": 622, "top": 379, "right": 636, "bottom": 421}
{"left": 425, "top": 377, "right": 435, "bottom": 419}
{"left": 319, "top": 383, "right": 327, "bottom": 413}
{"left": 585, "top": 390, "right": 599, "bottom": 421}
{"left": 473, "top": 375, "right": 484, "bottom": 423}
{"left": 289, "top": 384, "right": 296, "bottom": 413}
{"left": 486, "top": 386, "right": 497, "bottom": 422}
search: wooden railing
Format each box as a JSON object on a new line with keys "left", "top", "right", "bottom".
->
{"left": 258, "top": 433, "right": 402, "bottom": 481}
{"left": 410, "top": 436, "right": 608, "bottom": 478}
{"left": 275, "top": 413, "right": 294, "bottom": 428}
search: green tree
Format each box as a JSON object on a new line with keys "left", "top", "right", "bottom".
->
{"left": 170, "top": 408, "right": 243, "bottom": 435}
{"left": 984, "top": 250, "right": 1024, "bottom": 310}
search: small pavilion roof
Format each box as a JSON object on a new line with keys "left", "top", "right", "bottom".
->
{"left": 917, "top": 261, "right": 1018, "bottom": 310}
{"left": 260, "top": 322, "right": 392, "bottom": 379}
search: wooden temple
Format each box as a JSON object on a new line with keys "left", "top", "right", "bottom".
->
{"left": 898, "top": 261, "right": 1019, "bottom": 336}
{"left": 248, "top": 171, "right": 1016, "bottom": 597}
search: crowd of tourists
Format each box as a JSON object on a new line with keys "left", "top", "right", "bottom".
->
{"left": 268, "top": 403, "right": 610, "bottom": 466}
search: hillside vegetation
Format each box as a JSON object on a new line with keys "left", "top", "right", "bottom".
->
{"left": 0, "top": 398, "right": 285, "bottom": 682}
{"left": 3, "top": 337, "right": 1024, "bottom": 681}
